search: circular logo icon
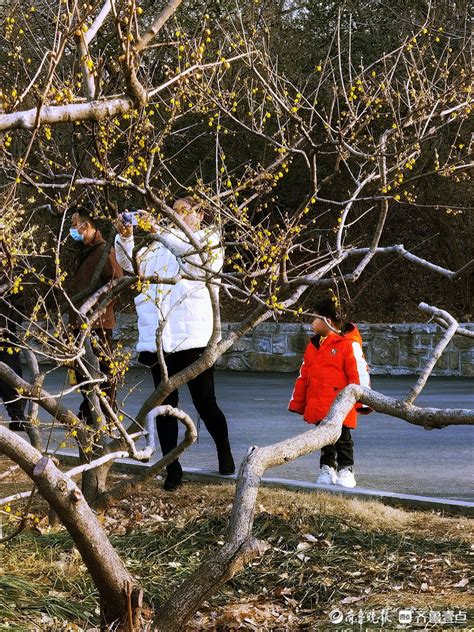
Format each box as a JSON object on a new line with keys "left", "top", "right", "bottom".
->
{"left": 329, "top": 608, "right": 344, "bottom": 624}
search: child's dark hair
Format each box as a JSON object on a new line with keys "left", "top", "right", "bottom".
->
{"left": 314, "top": 298, "right": 346, "bottom": 327}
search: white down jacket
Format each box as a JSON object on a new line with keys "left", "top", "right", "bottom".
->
{"left": 115, "top": 227, "right": 224, "bottom": 354}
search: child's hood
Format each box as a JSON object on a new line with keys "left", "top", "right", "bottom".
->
{"left": 311, "top": 322, "right": 362, "bottom": 348}
{"left": 339, "top": 322, "right": 363, "bottom": 344}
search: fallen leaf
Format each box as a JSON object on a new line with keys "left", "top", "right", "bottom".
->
{"left": 297, "top": 542, "right": 312, "bottom": 552}
{"left": 453, "top": 578, "right": 469, "bottom": 588}
{"left": 296, "top": 552, "right": 310, "bottom": 563}
{"left": 341, "top": 595, "right": 365, "bottom": 605}
{"left": 274, "top": 587, "right": 292, "bottom": 597}
{"left": 149, "top": 514, "right": 166, "bottom": 522}
{"left": 302, "top": 533, "right": 318, "bottom": 542}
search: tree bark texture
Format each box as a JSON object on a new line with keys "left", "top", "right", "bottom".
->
{"left": 0, "top": 426, "right": 143, "bottom": 630}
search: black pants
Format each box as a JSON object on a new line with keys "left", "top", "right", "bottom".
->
{"left": 320, "top": 426, "right": 354, "bottom": 470}
{"left": 139, "top": 347, "right": 230, "bottom": 478}
{"left": 76, "top": 329, "right": 116, "bottom": 427}
{"left": 0, "top": 345, "right": 26, "bottom": 421}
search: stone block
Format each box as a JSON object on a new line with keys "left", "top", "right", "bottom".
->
{"left": 449, "top": 351, "right": 461, "bottom": 372}
{"left": 272, "top": 335, "right": 287, "bottom": 355}
{"left": 253, "top": 352, "right": 301, "bottom": 372}
{"left": 452, "top": 335, "right": 474, "bottom": 350}
{"left": 433, "top": 352, "right": 451, "bottom": 372}
{"left": 420, "top": 335, "right": 433, "bottom": 348}
{"left": 230, "top": 336, "right": 253, "bottom": 353}
{"left": 369, "top": 323, "right": 390, "bottom": 332}
{"left": 398, "top": 351, "right": 419, "bottom": 370}
{"left": 398, "top": 335, "right": 412, "bottom": 355}
{"left": 412, "top": 335, "right": 422, "bottom": 349}
{"left": 288, "top": 331, "right": 309, "bottom": 354}
{"left": 218, "top": 354, "right": 251, "bottom": 371}
{"left": 255, "top": 322, "right": 279, "bottom": 334}
{"left": 254, "top": 336, "right": 272, "bottom": 353}
{"left": 371, "top": 335, "right": 400, "bottom": 366}
{"left": 460, "top": 349, "right": 474, "bottom": 376}
{"left": 393, "top": 323, "right": 412, "bottom": 333}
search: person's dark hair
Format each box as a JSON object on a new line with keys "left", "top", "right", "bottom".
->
{"left": 70, "top": 205, "right": 97, "bottom": 228}
{"left": 314, "top": 298, "right": 345, "bottom": 327}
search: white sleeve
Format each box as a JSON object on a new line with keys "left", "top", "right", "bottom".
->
{"left": 158, "top": 231, "right": 193, "bottom": 257}
{"left": 351, "top": 341, "right": 371, "bottom": 387}
{"left": 114, "top": 234, "right": 134, "bottom": 273}
{"left": 159, "top": 229, "right": 223, "bottom": 271}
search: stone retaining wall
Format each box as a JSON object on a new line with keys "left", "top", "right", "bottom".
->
{"left": 115, "top": 315, "right": 473, "bottom": 376}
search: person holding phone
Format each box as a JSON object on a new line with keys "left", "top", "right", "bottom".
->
{"left": 115, "top": 200, "right": 235, "bottom": 491}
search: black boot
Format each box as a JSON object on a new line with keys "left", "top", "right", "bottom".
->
{"left": 217, "top": 441, "right": 235, "bottom": 475}
{"left": 163, "top": 460, "right": 183, "bottom": 492}
{"left": 8, "top": 412, "right": 26, "bottom": 432}
{"left": 8, "top": 421, "right": 26, "bottom": 431}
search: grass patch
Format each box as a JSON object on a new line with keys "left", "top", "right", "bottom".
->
{"left": 0, "top": 479, "right": 472, "bottom": 630}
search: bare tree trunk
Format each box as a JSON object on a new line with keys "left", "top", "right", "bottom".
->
{"left": 82, "top": 460, "right": 113, "bottom": 505}
{"left": 0, "top": 428, "right": 144, "bottom": 630}
{"left": 22, "top": 350, "right": 43, "bottom": 451}
{"left": 154, "top": 538, "right": 267, "bottom": 632}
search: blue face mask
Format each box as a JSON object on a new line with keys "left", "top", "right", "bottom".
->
{"left": 69, "top": 227, "right": 84, "bottom": 242}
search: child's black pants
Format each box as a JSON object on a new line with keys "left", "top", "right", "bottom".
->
{"left": 320, "top": 425, "right": 354, "bottom": 469}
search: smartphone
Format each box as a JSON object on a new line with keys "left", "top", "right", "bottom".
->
{"left": 121, "top": 210, "right": 141, "bottom": 226}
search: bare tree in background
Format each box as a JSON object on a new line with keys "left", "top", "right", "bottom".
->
{"left": 0, "top": 0, "right": 472, "bottom": 629}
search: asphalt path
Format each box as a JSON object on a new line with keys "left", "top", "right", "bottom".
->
{"left": 2, "top": 369, "right": 473, "bottom": 501}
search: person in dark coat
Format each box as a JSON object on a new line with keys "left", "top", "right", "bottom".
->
{"left": 68, "top": 208, "right": 123, "bottom": 427}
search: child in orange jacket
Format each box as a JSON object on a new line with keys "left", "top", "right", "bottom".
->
{"left": 288, "top": 299, "right": 370, "bottom": 488}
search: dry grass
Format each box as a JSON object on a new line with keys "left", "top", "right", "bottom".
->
{"left": 0, "top": 472, "right": 472, "bottom": 630}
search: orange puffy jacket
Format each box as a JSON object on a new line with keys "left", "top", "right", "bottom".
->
{"left": 288, "top": 324, "right": 370, "bottom": 429}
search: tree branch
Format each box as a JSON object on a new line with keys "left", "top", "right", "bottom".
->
{"left": 135, "top": 0, "right": 183, "bottom": 54}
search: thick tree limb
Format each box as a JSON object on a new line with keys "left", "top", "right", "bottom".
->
{"left": 0, "top": 426, "right": 143, "bottom": 628}
{"left": 304, "top": 246, "right": 473, "bottom": 286}
{"left": 0, "top": 98, "right": 133, "bottom": 132}
{"left": 406, "top": 303, "right": 459, "bottom": 405}
{"left": 0, "top": 363, "right": 82, "bottom": 429}
{"left": 96, "top": 405, "right": 197, "bottom": 510}
{"left": 135, "top": 0, "right": 183, "bottom": 53}
{"left": 84, "top": 0, "right": 112, "bottom": 45}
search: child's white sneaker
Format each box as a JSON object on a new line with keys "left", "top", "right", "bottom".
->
{"left": 335, "top": 467, "right": 356, "bottom": 488}
{"left": 316, "top": 465, "right": 337, "bottom": 485}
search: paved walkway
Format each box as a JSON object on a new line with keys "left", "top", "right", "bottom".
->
{"left": 2, "top": 369, "right": 473, "bottom": 501}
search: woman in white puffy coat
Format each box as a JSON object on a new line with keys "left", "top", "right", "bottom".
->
{"left": 115, "top": 198, "right": 235, "bottom": 490}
